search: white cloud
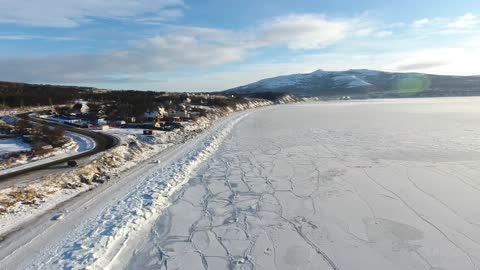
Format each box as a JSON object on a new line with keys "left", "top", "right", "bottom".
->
{"left": 375, "top": 31, "right": 393, "bottom": 37}
{"left": 134, "top": 9, "right": 185, "bottom": 25}
{"left": 257, "top": 14, "right": 352, "bottom": 49}
{"left": 413, "top": 18, "right": 430, "bottom": 27}
{"left": 0, "top": 32, "right": 247, "bottom": 84}
{"left": 0, "top": 0, "right": 185, "bottom": 27}
{"left": 0, "top": 35, "right": 38, "bottom": 40}
{"left": 0, "top": 35, "right": 76, "bottom": 41}
{"left": 255, "top": 14, "right": 393, "bottom": 49}
{"left": 409, "top": 14, "right": 480, "bottom": 33}
{"left": 355, "top": 28, "right": 374, "bottom": 37}
{"left": 387, "top": 47, "right": 480, "bottom": 75}
{"left": 447, "top": 13, "right": 479, "bottom": 29}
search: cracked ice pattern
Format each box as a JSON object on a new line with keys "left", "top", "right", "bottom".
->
{"left": 128, "top": 98, "right": 480, "bottom": 270}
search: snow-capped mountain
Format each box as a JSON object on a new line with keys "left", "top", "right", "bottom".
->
{"left": 225, "top": 69, "right": 480, "bottom": 98}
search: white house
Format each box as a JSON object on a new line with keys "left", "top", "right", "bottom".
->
{"left": 80, "top": 104, "right": 90, "bottom": 114}
{"left": 144, "top": 111, "right": 157, "bottom": 120}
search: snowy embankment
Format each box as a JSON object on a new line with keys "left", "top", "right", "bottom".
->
{"left": 46, "top": 112, "right": 249, "bottom": 269}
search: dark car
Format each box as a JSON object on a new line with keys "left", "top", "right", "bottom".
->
{"left": 67, "top": 160, "right": 78, "bottom": 167}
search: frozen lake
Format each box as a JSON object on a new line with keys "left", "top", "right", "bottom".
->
{"left": 128, "top": 97, "right": 480, "bottom": 270}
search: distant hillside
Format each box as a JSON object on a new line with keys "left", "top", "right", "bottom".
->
{"left": 225, "top": 69, "right": 480, "bottom": 98}
{"left": 0, "top": 81, "right": 100, "bottom": 108}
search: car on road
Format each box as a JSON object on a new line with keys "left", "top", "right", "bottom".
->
{"left": 67, "top": 160, "right": 78, "bottom": 167}
{"left": 52, "top": 213, "right": 65, "bottom": 221}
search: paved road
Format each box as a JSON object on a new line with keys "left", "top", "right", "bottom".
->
{"left": 66, "top": 131, "right": 96, "bottom": 152}
{"left": 0, "top": 154, "right": 96, "bottom": 190}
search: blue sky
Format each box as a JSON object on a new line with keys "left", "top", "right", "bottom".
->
{"left": 1, "top": 0, "right": 480, "bottom": 91}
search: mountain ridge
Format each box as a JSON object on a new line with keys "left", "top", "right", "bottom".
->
{"left": 225, "top": 69, "right": 480, "bottom": 98}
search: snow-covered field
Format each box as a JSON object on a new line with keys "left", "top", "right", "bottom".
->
{"left": 127, "top": 97, "right": 480, "bottom": 270}
{"left": 0, "top": 138, "right": 31, "bottom": 156}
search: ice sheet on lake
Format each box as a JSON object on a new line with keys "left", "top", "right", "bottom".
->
{"left": 128, "top": 98, "right": 480, "bottom": 270}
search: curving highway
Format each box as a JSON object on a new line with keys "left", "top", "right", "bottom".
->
{"left": 0, "top": 113, "right": 119, "bottom": 181}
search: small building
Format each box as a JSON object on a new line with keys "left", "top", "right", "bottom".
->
{"left": 80, "top": 104, "right": 90, "bottom": 114}
{"left": 96, "top": 118, "right": 106, "bottom": 125}
{"left": 72, "top": 102, "right": 90, "bottom": 114}
{"left": 146, "top": 107, "right": 168, "bottom": 122}
{"left": 165, "top": 116, "right": 182, "bottom": 124}
{"left": 158, "top": 107, "right": 167, "bottom": 117}
{"left": 169, "top": 110, "right": 190, "bottom": 119}
{"left": 190, "top": 111, "right": 201, "bottom": 119}
{"left": 144, "top": 111, "right": 158, "bottom": 121}
{"left": 65, "top": 119, "right": 82, "bottom": 124}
